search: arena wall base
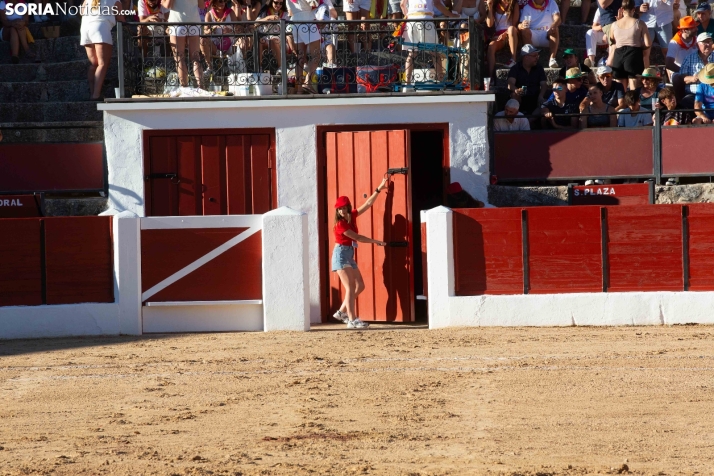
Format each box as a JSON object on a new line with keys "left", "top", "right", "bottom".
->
{"left": 0, "top": 304, "right": 120, "bottom": 340}
{"left": 425, "top": 207, "right": 714, "bottom": 328}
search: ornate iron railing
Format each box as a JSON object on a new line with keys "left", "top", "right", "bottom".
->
{"left": 117, "top": 18, "right": 485, "bottom": 97}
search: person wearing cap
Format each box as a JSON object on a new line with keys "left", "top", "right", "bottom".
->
{"left": 494, "top": 98, "right": 532, "bottom": 130}
{"left": 585, "top": 9, "right": 608, "bottom": 67}
{"left": 636, "top": 0, "right": 674, "bottom": 67}
{"left": 608, "top": 0, "right": 652, "bottom": 91}
{"left": 695, "top": 2, "right": 713, "bottom": 36}
{"left": 635, "top": 66, "right": 664, "bottom": 109}
{"left": 597, "top": 64, "right": 627, "bottom": 108}
{"left": 694, "top": 62, "right": 714, "bottom": 122}
{"left": 559, "top": 48, "right": 594, "bottom": 85}
{"left": 331, "top": 178, "right": 389, "bottom": 329}
{"left": 563, "top": 66, "right": 589, "bottom": 104}
{"left": 675, "top": 31, "right": 714, "bottom": 103}
{"left": 666, "top": 15, "right": 700, "bottom": 74}
{"left": 507, "top": 44, "right": 548, "bottom": 113}
{"left": 517, "top": 0, "right": 561, "bottom": 68}
{"left": 540, "top": 77, "right": 579, "bottom": 128}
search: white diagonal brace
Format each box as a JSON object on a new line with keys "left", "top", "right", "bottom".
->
{"left": 141, "top": 225, "right": 261, "bottom": 302}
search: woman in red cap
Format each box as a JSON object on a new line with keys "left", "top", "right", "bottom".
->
{"left": 332, "top": 177, "right": 389, "bottom": 329}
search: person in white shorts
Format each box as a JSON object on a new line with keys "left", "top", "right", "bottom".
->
{"left": 389, "top": 0, "right": 403, "bottom": 18}
{"left": 315, "top": 1, "right": 338, "bottom": 66}
{"left": 287, "top": 0, "right": 322, "bottom": 93}
{"left": 585, "top": 8, "right": 607, "bottom": 66}
{"left": 163, "top": 0, "right": 204, "bottom": 88}
{"left": 459, "top": 0, "right": 486, "bottom": 19}
{"left": 517, "top": 0, "right": 560, "bottom": 67}
{"left": 80, "top": 0, "right": 124, "bottom": 100}
{"left": 401, "top": 0, "right": 458, "bottom": 82}
{"left": 344, "top": 0, "right": 371, "bottom": 52}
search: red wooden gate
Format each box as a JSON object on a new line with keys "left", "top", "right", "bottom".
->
{"left": 326, "top": 130, "right": 413, "bottom": 322}
{"left": 144, "top": 131, "right": 275, "bottom": 217}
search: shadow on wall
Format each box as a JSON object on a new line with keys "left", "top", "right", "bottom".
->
{"left": 452, "top": 211, "right": 487, "bottom": 295}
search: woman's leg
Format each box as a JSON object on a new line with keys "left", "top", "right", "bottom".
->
{"left": 6, "top": 25, "right": 20, "bottom": 58}
{"left": 487, "top": 36, "right": 507, "bottom": 76}
{"left": 15, "top": 25, "right": 31, "bottom": 55}
{"left": 580, "top": 0, "right": 591, "bottom": 24}
{"left": 296, "top": 42, "right": 306, "bottom": 91}
{"left": 336, "top": 268, "right": 357, "bottom": 321}
{"left": 345, "top": 11, "right": 360, "bottom": 52}
{"left": 90, "top": 43, "right": 113, "bottom": 98}
{"left": 303, "top": 39, "right": 320, "bottom": 88}
{"left": 188, "top": 35, "right": 204, "bottom": 88}
{"left": 84, "top": 44, "right": 99, "bottom": 97}
{"left": 173, "top": 35, "right": 190, "bottom": 86}
{"left": 507, "top": 26, "right": 518, "bottom": 62}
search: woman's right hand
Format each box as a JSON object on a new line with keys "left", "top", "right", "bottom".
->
{"left": 377, "top": 241, "right": 387, "bottom": 247}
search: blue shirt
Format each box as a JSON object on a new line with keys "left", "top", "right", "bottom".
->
{"left": 546, "top": 85, "right": 588, "bottom": 107}
{"left": 679, "top": 51, "right": 714, "bottom": 95}
{"left": 695, "top": 82, "right": 714, "bottom": 119}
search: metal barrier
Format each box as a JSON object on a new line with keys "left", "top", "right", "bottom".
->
{"left": 117, "top": 18, "right": 485, "bottom": 97}
{"left": 492, "top": 109, "right": 714, "bottom": 183}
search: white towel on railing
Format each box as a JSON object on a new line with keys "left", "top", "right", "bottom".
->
{"left": 168, "top": 87, "right": 219, "bottom": 97}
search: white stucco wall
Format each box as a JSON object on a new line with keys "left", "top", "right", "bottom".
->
{"left": 99, "top": 94, "right": 494, "bottom": 323}
{"left": 425, "top": 206, "right": 714, "bottom": 328}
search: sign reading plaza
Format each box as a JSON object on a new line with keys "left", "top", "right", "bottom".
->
{"left": 3, "top": 2, "right": 135, "bottom": 16}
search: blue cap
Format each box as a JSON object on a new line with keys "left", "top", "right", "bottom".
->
{"left": 696, "top": 2, "right": 711, "bottom": 12}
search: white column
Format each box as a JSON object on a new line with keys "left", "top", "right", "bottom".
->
{"left": 426, "top": 206, "right": 455, "bottom": 329}
{"left": 262, "top": 207, "right": 310, "bottom": 331}
{"left": 114, "top": 216, "right": 142, "bottom": 335}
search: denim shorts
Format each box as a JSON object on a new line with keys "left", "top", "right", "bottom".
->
{"left": 332, "top": 244, "right": 358, "bottom": 271}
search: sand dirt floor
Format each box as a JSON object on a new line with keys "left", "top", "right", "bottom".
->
{"left": 1, "top": 324, "right": 714, "bottom": 475}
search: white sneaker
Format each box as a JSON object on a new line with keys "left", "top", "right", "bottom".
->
{"left": 347, "top": 318, "right": 369, "bottom": 329}
{"left": 548, "top": 57, "right": 558, "bottom": 68}
{"left": 504, "top": 59, "right": 516, "bottom": 68}
{"left": 584, "top": 180, "right": 594, "bottom": 185}
{"left": 333, "top": 310, "right": 348, "bottom": 323}
{"left": 666, "top": 177, "right": 679, "bottom": 186}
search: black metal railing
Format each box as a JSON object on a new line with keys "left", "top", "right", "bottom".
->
{"left": 117, "top": 18, "right": 485, "bottom": 97}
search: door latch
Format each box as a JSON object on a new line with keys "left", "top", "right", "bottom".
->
{"left": 387, "top": 167, "right": 408, "bottom": 175}
{"left": 145, "top": 173, "right": 180, "bottom": 184}
{"left": 387, "top": 241, "right": 408, "bottom": 247}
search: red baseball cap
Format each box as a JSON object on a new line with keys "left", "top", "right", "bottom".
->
{"left": 334, "top": 196, "right": 351, "bottom": 208}
{"left": 446, "top": 182, "right": 463, "bottom": 194}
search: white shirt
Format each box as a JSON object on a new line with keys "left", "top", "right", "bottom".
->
{"left": 494, "top": 111, "right": 531, "bottom": 131}
{"left": 406, "top": 0, "right": 435, "bottom": 16}
{"left": 520, "top": 0, "right": 559, "bottom": 30}
{"left": 138, "top": 0, "right": 169, "bottom": 17}
{"left": 638, "top": 0, "right": 673, "bottom": 28}
{"left": 666, "top": 37, "right": 698, "bottom": 67}
{"left": 0, "top": 0, "right": 26, "bottom": 20}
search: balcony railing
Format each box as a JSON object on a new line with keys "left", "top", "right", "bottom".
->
{"left": 117, "top": 18, "right": 485, "bottom": 98}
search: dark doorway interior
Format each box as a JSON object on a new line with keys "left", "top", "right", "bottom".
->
{"left": 410, "top": 130, "right": 446, "bottom": 322}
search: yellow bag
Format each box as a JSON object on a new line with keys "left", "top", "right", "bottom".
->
{"left": 26, "top": 28, "right": 35, "bottom": 44}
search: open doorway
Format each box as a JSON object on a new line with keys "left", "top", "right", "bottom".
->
{"left": 317, "top": 124, "right": 449, "bottom": 324}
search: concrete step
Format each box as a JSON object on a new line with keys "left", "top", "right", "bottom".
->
{"left": 25, "top": 17, "right": 81, "bottom": 40}
{"left": 495, "top": 67, "right": 562, "bottom": 89}
{"left": 0, "top": 101, "right": 102, "bottom": 122}
{"left": 0, "top": 34, "right": 117, "bottom": 63}
{"left": 0, "top": 59, "right": 118, "bottom": 83}
{"left": 0, "top": 121, "right": 104, "bottom": 143}
{"left": 0, "top": 79, "right": 118, "bottom": 103}
{"left": 496, "top": 45, "right": 667, "bottom": 70}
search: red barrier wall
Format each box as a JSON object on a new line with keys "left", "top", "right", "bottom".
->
{"left": 527, "top": 207, "right": 602, "bottom": 294}
{"left": 661, "top": 127, "right": 714, "bottom": 176}
{"left": 494, "top": 129, "right": 654, "bottom": 181}
{"left": 0, "top": 143, "right": 104, "bottom": 192}
{"left": 453, "top": 208, "right": 523, "bottom": 296}
{"left": 0, "top": 217, "right": 113, "bottom": 307}
{"left": 685, "top": 204, "right": 714, "bottom": 291}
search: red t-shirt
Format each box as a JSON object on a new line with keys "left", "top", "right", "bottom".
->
{"left": 334, "top": 210, "right": 359, "bottom": 246}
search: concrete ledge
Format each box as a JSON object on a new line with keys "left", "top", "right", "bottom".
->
{"left": 0, "top": 303, "right": 120, "bottom": 339}
{"left": 142, "top": 304, "right": 263, "bottom": 333}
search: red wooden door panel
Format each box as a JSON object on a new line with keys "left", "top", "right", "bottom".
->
{"left": 453, "top": 208, "right": 524, "bottom": 295}
{"left": 226, "top": 135, "right": 251, "bottom": 214}
{"left": 528, "top": 207, "right": 602, "bottom": 294}
{"left": 147, "top": 136, "right": 178, "bottom": 216}
{"left": 685, "top": 204, "right": 714, "bottom": 291}
{"left": 250, "top": 135, "right": 271, "bottom": 214}
{"left": 44, "top": 217, "right": 114, "bottom": 304}
{"left": 606, "top": 206, "right": 683, "bottom": 292}
{"left": 177, "top": 136, "right": 201, "bottom": 216}
{"left": 0, "top": 219, "right": 43, "bottom": 306}
{"left": 201, "top": 135, "right": 227, "bottom": 215}
{"left": 326, "top": 130, "right": 412, "bottom": 322}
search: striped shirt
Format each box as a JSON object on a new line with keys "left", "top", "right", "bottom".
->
{"left": 678, "top": 50, "right": 714, "bottom": 95}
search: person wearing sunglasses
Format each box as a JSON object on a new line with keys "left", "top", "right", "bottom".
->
{"left": 596, "top": 65, "right": 626, "bottom": 109}
{"left": 540, "top": 77, "right": 579, "bottom": 129}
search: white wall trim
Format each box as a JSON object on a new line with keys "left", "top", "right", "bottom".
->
{"left": 140, "top": 215, "right": 263, "bottom": 230}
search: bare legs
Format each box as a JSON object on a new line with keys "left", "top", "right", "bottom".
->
{"left": 296, "top": 39, "right": 320, "bottom": 92}
{"left": 84, "top": 43, "right": 112, "bottom": 99}
{"left": 486, "top": 26, "right": 517, "bottom": 77}
{"left": 170, "top": 33, "right": 204, "bottom": 88}
{"left": 336, "top": 267, "right": 365, "bottom": 321}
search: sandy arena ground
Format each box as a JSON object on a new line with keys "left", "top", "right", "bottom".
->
{"left": 1, "top": 324, "right": 714, "bottom": 475}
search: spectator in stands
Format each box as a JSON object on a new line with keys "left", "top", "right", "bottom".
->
{"left": 597, "top": 0, "right": 623, "bottom": 54}
{"left": 517, "top": 0, "right": 561, "bottom": 68}
{"left": 458, "top": 0, "right": 486, "bottom": 20}
{"left": 315, "top": 0, "right": 338, "bottom": 68}
{"left": 608, "top": 0, "right": 651, "bottom": 91}
{"left": 658, "top": 85, "right": 702, "bottom": 123}
{"left": 344, "top": 0, "right": 371, "bottom": 53}
{"left": 202, "top": 0, "right": 239, "bottom": 75}
{"left": 618, "top": 89, "right": 655, "bottom": 125}
{"left": 666, "top": 16, "right": 699, "bottom": 76}
{"left": 485, "top": 0, "right": 520, "bottom": 75}
{"left": 540, "top": 77, "right": 579, "bottom": 128}
{"left": 494, "top": 98, "right": 532, "bottom": 129}
{"left": 636, "top": 66, "right": 664, "bottom": 109}
{"left": 288, "top": 0, "right": 325, "bottom": 93}
{"left": 694, "top": 62, "right": 714, "bottom": 122}
{"left": 558, "top": 0, "right": 591, "bottom": 27}
{"left": 233, "top": 0, "right": 262, "bottom": 20}
{"left": 389, "top": 0, "right": 403, "bottom": 19}
{"left": 138, "top": 0, "right": 169, "bottom": 57}
{"left": 0, "top": 0, "right": 35, "bottom": 63}
{"left": 403, "top": 0, "right": 458, "bottom": 83}
{"left": 696, "top": 2, "right": 713, "bottom": 36}
{"left": 256, "top": 0, "right": 290, "bottom": 72}
{"left": 564, "top": 66, "right": 589, "bottom": 104}
{"left": 579, "top": 83, "right": 617, "bottom": 127}
{"left": 637, "top": 0, "right": 673, "bottom": 67}
{"left": 163, "top": 0, "right": 204, "bottom": 88}
{"left": 585, "top": 9, "right": 607, "bottom": 67}
{"left": 81, "top": 0, "right": 125, "bottom": 100}
{"left": 597, "top": 65, "right": 626, "bottom": 108}
{"left": 560, "top": 48, "right": 594, "bottom": 86}
{"left": 507, "top": 44, "right": 548, "bottom": 113}
{"left": 675, "top": 32, "right": 714, "bottom": 104}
